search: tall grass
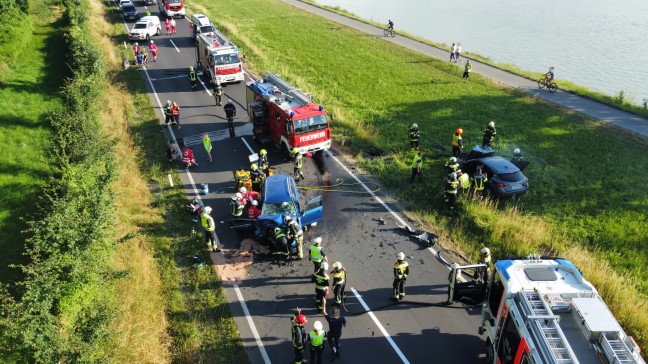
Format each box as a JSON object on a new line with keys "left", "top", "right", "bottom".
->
{"left": 188, "top": 0, "right": 648, "bottom": 353}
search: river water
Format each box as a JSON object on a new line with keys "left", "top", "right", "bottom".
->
{"left": 315, "top": 0, "right": 648, "bottom": 105}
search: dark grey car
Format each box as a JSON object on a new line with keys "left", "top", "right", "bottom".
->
{"left": 122, "top": 3, "right": 140, "bottom": 21}
{"left": 460, "top": 146, "right": 529, "bottom": 197}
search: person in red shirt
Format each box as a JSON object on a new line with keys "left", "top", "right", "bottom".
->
{"left": 165, "top": 18, "right": 171, "bottom": 35}
{"left": 247, "top": 200, "right": 261, "bottom": 219}
{"left": 182, "top": 148, "right": 199, "bottom": 168}
{"left": 149, "top": 40, "right": 158, "bottom": 62}
{"left": 133, "top": 42, "right": 140, "bottom": 58}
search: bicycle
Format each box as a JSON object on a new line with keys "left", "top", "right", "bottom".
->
{"left": 538, "top": 77, "right": 558, "bottom": 93}
{"left": 383, "top": 27, "right": 396, "bottom": 37}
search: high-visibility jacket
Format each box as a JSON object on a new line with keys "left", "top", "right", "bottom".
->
{"left": 164, "top": 104, "right": 173, "bottom": 116}
{"left": 410, "top": 155, "right": 422, "bottom": 169}
{"left": 203, "top": 135, "right": 212, "bottom": 152}
{"left": 274, "top": 228, "right": 286, "bottom": 239}
{"left": 409, "top": 127, "right": 420, "bottom": 142}
{"left": 201, "top": 213, "right": 215, "bottom": 232}
{"left": 309, "top": 245, "right": 324, "bottom": 262}
{"left": 250, "top": 168, "right": 265, "bottom": 184}
{"left": 465, "top": 63, "right": 472, "bottom": 73}
{"left": 172, "top": 103, "right": 180, "bottom": 116}
{"left": 287, "top": 220, "right": 303, "bottom": 238}
{"left": 230, "top": 199, "right": 243, "bottom": 216}
{"left": 292, "top": 324, "right": 306, "bottom": 349}
{"left": 483, "top": 126, "right": 496, "bottom": 141}
{"left": 446, "top": 162, "right": 459, "bottom": 173}
{"left": 259, "top": 154, "right": 269, "bottom": 170}
{"left": 309, "top": 330, "right": 326, "bottom": 347}
{"left": 332, "top": 269, "right": 346, "bottom": 287}
{"left": 473, "top": 172, "right": 488, "bottom": 191}
{"left": 445, "top": 180, "right": 458, "bottom": 194}
{"left": 313, "top": 271, "right": 329, "bottom": 290}
{"left": 214, "top": 84, "right": 223, "bottom": 95}
{"left": 149, "top": 43, "right": 157, "bottom": 53}
{"left": 189, "top": 70, "right": 197, "bottom": 81}
{"left": 452, "top": 134, "right": 463, "bottom": 147}
{"left": 294, "top": 153, "right": 303, "bottom": 169}
{"left": 394, "top": 261, "right": 409, "bottom": 279}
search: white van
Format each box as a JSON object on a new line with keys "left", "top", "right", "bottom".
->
{"left": 128, "top": 16, "right": 161, "bottom": 41}
{"left": 189, "top": 14, "right": 216, "bottom": 39}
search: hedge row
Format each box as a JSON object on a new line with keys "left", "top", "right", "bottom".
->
{"left": 0, "top": 0, "right": 120, "bottom": 362}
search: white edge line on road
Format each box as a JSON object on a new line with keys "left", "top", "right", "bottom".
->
{"left": 169, "top": 39, "right": 181, "bottom": 52}
{"left": 142, "top": 65, "right": 272, "bottom": 364}
{"left": 351, "top": 287, "right": 410, "bottom": 364}
{"left": 234, "top": 283, "right": 272, "bottom": 364}
{"left": 240, "top": 137, "right": 255, "bottom": 154}
{"left": 152, "top": 74, "right": 189, "bottom": 82}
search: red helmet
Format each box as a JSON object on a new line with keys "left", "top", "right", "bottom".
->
{"left": 456, "top": 128, "right": 463, "bottom": 135}
{"left": 294, "top": 314, "right": 307, "bottom": 325}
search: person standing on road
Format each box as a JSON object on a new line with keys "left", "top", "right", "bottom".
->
{"left": 323, "top": 306, "right": 346, "bottom": 359}
{"left": 309, "top": 237, "right": 328, "bottom": 273}
{"left": 203, "top": 133, "right": 212, "bottom": 163}
{"left": 188, "top": 66, "right": 197, "bottom": 89}
{"left": 285, "top": 215, "right": 304, "bottom": 259}
{"left": 462, "top": 60, "right": 472, "bottom": 81}
{"left": 450, "top": 42, "right": 456, "bottom": 62}
{"left": 141, "top": 47, "right": 148, "bottom": 66}
{"left": 482, "top": 121, "right": 496, "bottom": 147}
{"left": 171, "top": 101, "right": 181, "bottom": 129}
{"left": 308, "top": 321, "right": 327, "bottom": 364}
{"left": 452, "top": 128, "right": 463, "bottom": 156}
{"left": 455, "top": 42, "right": 463, "bottom": 65}
{"left": 330, "top": 262, "right": 346, "bottom": 306}
{"left": 144, "top": 7, "right": 151, "bottom": 16}
{"left": 312, "top": 261, "right": 330, "bottom": 312}
{"left": 224, "top": 100, "right": 237, "bottom": 137}
{"left": 201, "top": 206, "right": 221, "bottom": 252}
{"left": 170, "top": 18, "right": 177, "bottom": 34}
{"left": 409, "top": 123, "right": 420, "bottom": 150}
{"left": 392, "top": 252, "right": 409, "bottom": 301}
{"left": 213, "top": 80, "right": 223, "bottom": 106}
{"left": 165, "top": 18, "right": 171, "bottom": 35}
{"left": 164, "top": 100, "right": 174, "bottom": 126}
{"left": 291, "top": 309, "right": 308, "bottom": 364}
{"left": 292, "top": 148, "right": 305, "bottom": 182}
{"left": 409, "top": 151, "right": 423, "bottom": 184}
{"left": 133, "top": 42, "right": 140, "bottom": 58}
{"left": 445, "top": 172, "right": 459, "bottom": 209}
{"left": 259, "top": 149, "right": 270, "bottom": 175}
{"left": 149, "top": 40, "right": 157, "bottom": 62}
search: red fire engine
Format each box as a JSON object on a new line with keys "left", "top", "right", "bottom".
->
{"left": 195, "top": 32, "right": 244, "bottom": 84}
{"left": 246, "top": 74, "right": 331, "bottom": 154}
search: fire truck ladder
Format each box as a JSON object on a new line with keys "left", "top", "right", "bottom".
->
{"left": 600, "top": 334, "right": 639, "bottom": 364}
{"left": 519, "top": 291, "right": 578, "bottom": 364}
{"left": 265, "top": 73, "right": 312, "bottom": 105}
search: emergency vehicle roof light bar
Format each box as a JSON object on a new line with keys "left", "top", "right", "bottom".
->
{"left": 265, "top": 73, "right": 313, "bottom": 106}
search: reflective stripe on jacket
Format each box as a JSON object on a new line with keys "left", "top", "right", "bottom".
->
{"left": 201, "top": 214, "right": 215, "bottom": 231}
{"left": 309, "top": 330, "right": 325, "bottom": 347}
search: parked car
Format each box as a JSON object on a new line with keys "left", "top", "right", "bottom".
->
{"left": 128, "top": 16, "right": 161, "bottom": 41}
{"left": 122, "top": 3, "right": 140, "bottom": 21}
{"left": 145, "top": 0, "right": 157, "bottom": 4}
{"left": 116, "top": 0, "right": 132, "bottom": 11}
{"left": 460, "top": 146, "right": 529, "bottom": 197}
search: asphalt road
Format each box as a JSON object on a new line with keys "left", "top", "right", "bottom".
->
{"left": 281, "top": 0, "right": 648, "bottom": 139}
{"left": 121, "top": 3, "right": 486, "bottom": 363}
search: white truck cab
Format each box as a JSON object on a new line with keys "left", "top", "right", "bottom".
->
{"left": 128, "top": 16, "right": 161, "bottom": 41}
{"left": 189, "top": 14, "right": 216, "bottom": 39}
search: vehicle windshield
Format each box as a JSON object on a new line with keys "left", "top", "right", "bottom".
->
{"left": 200, "top": 25, "right": 215, "bottom": 34}
{"left": 214, "top": 53, "right": 241, "bottom": 65}
{"left": 497, "top": 171, "right": 525, "bottom": 182}
{"left": 133, "top": 23, "right": 148, "bottom": 29}
{"left": 123, "top": 4, "right": 135, "bottom": 11}
{"left": 294, "top": 114, "right": 328, "bottom": 134}
{"left": 262, "top": 201, "right": 297, "bottom": 216}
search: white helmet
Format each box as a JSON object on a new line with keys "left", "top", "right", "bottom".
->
{"left": 231, "top": 195, "right": 238, "bottom": 201}
{"left": 204, "top": 206, "right": 212, "bottom": 214}
{"left": 480, "top": 247, "right": 490, "bottom": 255}
{"left": 135, "top": 42, "right": 139, "bottom": 46}
{"left": 239, "top": 187, "right": 247, "bottom": 194}
{"left": 411, "top": 123, "right": 418, "bottom": 129}
{"left": 332, "top": 261, "right": 342, "bottom": 270}
{"left": 313, "top": 237, "right": 322, "bottom": 245}
{"left": 396, "top": 252, "right": 405, "bottom": 260}
{"left": 251, "top": 200, "right": 258, "bottom": 206}
{"left": 236, "top": 192, "right": 243, "bottom": 199}
{"left": 449, "top": 157, "right": 457, "bottom": 164}
{"left": 150, "top": 40, "right": 154, "bottom": 44}
{"left": 320, "top": 262, "right": 329, "bottom": 271}
{"left": 314, "top": 321, "right": 323, "bottom": 331}
{"left": 488, "top": 121, "right": 495, "bottom": 128}
{"left": 513, "top": 147, "right": 521, "bottom": 155}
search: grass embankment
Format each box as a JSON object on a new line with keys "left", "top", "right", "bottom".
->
{"left": 302, "top": 0, "right": 648, "bottom": 118}
{"left": 190, "top": 0, "right": 648, "bottom": 350}
{"left": 95, "top": 0, "right": 250, "bottom": 361}
{"left": 0, "top": 0, "right": 61, "bottom": 285}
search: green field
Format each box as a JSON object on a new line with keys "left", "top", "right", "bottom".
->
{"left": 188, "top": 0, "right": 648, "bottom": 348}
{"left": 0, "top": 0, "right": 65, "bottom": 284}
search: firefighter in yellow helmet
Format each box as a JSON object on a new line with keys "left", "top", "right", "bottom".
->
{"left": 393, "top": 252, "right": 409, "bottom": 301}
{"left": 312, "top": 261, "right": 330, "bottom": 313}
{"left": 330, "top": 261, "right": 346, "bottom": 306}
{"left": 259, "top": 149, "right": 270, "bottom": 175}
{"left": 292, "top": 148, "right": 305, "bottom": 182}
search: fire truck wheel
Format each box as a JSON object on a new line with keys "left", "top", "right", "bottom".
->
{"left": 485, "top": 337, "right": 494, "bottom": 362}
